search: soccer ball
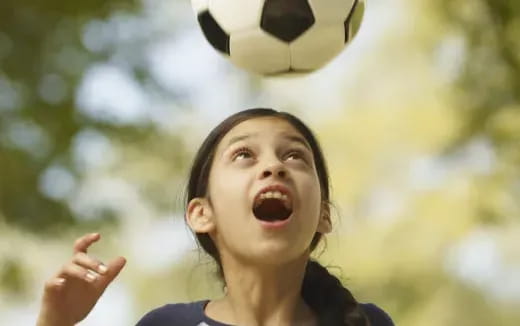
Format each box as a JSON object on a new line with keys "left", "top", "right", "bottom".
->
{"left": 191, "top": 0, "right": 365, "bottom": 75}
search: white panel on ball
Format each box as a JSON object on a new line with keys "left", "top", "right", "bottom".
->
{"left": 230, "top": 29, "right": 290, "bottom": 74}
{"left": 191, "top": 0, "right": 209, "bottom": 13}
{"left": 290, "top": 24, "right": 345, "bottom": 70}
{"left": 209, "top": 0, "right": 265, "bottom": 33}
{"left": 307, "top": 0, "right": 356, "bottom": 24}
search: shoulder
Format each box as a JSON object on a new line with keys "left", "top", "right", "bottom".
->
{"left": 359, "top": 303, "right": 395, "bottom": 326}
{"left": 135, "top": 300, "right": 208, "bottom": 326}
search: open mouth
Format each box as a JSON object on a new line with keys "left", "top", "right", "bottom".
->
{"left": 253, "top": 190, "right": 293, "bottom": 222}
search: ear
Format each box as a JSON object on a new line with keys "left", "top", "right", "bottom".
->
{"left": 316, "top": 203, "right": 332, "bottom": 234}
{"left": 186, "top": 197, "right": 216, "bottom": 234}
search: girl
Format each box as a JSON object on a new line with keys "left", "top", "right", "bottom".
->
{"left": 37, "top": 108, "right": 394, "bottom": 326}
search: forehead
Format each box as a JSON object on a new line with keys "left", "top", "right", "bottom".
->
{"left": 218, "top": 117, "right": 307, "bottom": 150}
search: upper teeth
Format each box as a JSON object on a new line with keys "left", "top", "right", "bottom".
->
{"left": 256, "top": 191, "right": 291, "bottom": 209}
{"left": 261, "top": 191, "right": 286, "bottom": 200}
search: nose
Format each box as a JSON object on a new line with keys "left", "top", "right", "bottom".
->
{"left": 260, "top": 163, "right": 287, "bottom": 180}
{"left": 261, "top": 0, "right": 316, "bottom": 43}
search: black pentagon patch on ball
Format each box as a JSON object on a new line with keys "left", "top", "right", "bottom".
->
{"left": 261, "top": 0, "right": 315, "bottom": 43}
{"left": 344, "top": 0, "right": 359, "bottom": 43}
{"left": 198, "top": 10, "right": 230, "bottom": 54}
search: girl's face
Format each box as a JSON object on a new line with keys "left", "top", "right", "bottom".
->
{"left": 190, "top": 117, "right": 331, "bottom": 265}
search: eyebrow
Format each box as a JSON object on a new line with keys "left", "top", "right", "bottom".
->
{"left": 281, "top": 134, "right": 311, "bottom": 150}
{"left": 225, "top": 133, "right": 311, "bottom": 151}
{"left": 226, "top": 134, "right": 256, "bottom": 148}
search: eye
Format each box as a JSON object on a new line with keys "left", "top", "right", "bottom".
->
{"left": 232, "top": 147, "right": 254, "bottom": 161}
{"left": 285, "top": 149, "right": 306, "bottom": 162}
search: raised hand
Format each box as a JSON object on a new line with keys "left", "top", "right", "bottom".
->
{"left": 36, "top": 233, "right": 126, "bottom": 326}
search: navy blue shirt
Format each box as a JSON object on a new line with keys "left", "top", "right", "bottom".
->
{"left": 136, "top": 300, "right": 394, "bottom": 325}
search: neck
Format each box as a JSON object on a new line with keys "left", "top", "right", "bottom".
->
{"left": 207, "top": 253, "right": 316, "bottom": 326}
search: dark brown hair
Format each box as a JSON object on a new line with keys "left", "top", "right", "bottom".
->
{"left": 185, "top": 108, "right": 369, "bottom": 326}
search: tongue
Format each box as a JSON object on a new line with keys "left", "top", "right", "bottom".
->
{"left": 253, "top": 198, "right": 291, "bottom": 222}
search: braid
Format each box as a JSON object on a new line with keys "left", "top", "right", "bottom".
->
{"left": 301, "top": 260, "right": 370, "bottom": 326}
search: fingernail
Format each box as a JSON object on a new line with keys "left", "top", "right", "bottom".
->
{"left": 98, "top": 264, "right": 108, "bottom": 274}
{"left": 56, "top": 278, "right": 66, "bottom": 285}
{"left": 85, "top": 271, "right": 98, "bottom": 282}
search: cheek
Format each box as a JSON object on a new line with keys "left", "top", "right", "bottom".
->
{"left": 299, "top": 173, "right": 322, "bottom": 216}
{"left": 207, "top": 169, "right": 254, "bottom": 249}
{"left": 208, "top": 168, "right": 252, "bottom": 219}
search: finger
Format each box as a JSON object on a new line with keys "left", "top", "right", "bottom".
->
{"left": 58, "top": 263, "right": 100, "bottom": 283}
{"left": 73, "top": 233, "right": 100, "bottom": 254}
{"left": 72, "top": 252, "right": 108, "bottom": 275}
{"left": 99, "top": 256, "right": 126, "bottom": 288}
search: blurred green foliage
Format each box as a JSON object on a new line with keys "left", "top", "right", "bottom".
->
{"left": 438, "top": 0, "right": 520, "bottom": 225}
{"left": 0, "top": 0, "right": 194, "bottom": 234}
{"left": 0, "top": 257, "right": 27, "bottom": 297}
